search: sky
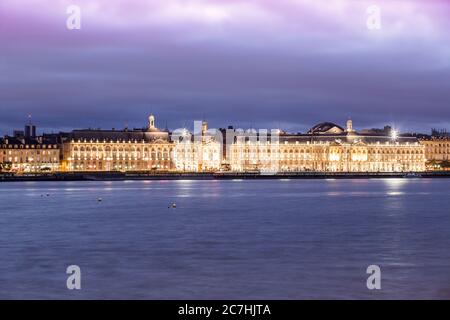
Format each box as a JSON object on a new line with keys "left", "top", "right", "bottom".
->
{"left": 1, "top": 0, "right": 449, "bottom": 135}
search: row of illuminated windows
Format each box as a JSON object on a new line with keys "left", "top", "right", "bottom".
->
{"left": 233, "top": 149, "right": 423, "bottom": 155}
{"left": 2, "top": 150, "right": 59, "bottom": 156}
{"left": 0, "top": 157, "right": 59, "bottom": 163}
{"left": 71, "top": 152, "right": 169, "bottom": 159}
{"left": 0, "top": 145, "right": 58, "bottom": 149}
{"left": 70, "top": 164, "right": 171, "bottom": 170}
{"left": 426, "top": 148, "right": 450, "bottom": 153}
{"left": 70, "top": 159, "right": 172, "bottom": 164}
{"left": 72, "top": 147, "right": 171, "bottom": 153}
{"left": 423, "top": 143, "right": 450, "bottom": 148}
{"left": 233, "top": 155, "right": 423, "bottom": 161}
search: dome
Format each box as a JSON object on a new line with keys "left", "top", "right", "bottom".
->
{"left": 147, "top": 126, "right": 160, "bottom": 133}
{"left": 308, "top": 122, "right": 345, "bottom": 134}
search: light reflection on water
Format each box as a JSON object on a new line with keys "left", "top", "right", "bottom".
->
{"left": 1, "top": 179, "right": 450, "bottom": 299}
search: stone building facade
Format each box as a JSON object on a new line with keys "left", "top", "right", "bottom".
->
{"left": 0, "top": 136, "right": 60, "bottom": 172}
{"left": 171, "top": 122, "right": 222, "bottom": 172}
{"left": 419, "top": 136, "right": 450, "bottom": 170}
{"left": 229, "top": 121, "right": 426, "bottom": 173}
{"left": 2, "top": 117, "right": 446, "bottom": 174}
{"left": 61, "top": 115, "right": 174, "bottom": 171}
{"left": 61, "top": 116, "right": 222, "bottom": 172}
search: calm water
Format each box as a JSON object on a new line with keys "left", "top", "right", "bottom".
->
{"left": 0, "top": 179, "right": 450, "bottom": 299}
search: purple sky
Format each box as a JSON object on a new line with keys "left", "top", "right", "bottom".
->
{"left": 1, "top": 0, "right": 450, "bottom": 135}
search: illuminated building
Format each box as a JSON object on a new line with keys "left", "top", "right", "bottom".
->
{"left": 0, "top": 136, "right": 60, "bottom": 172}
{"left": 61, "top": 116, "right": 221, "bottom": 172}
{"left": 230, "top": 120, "right": 426, "bottom": 172}
{"left": 171, "top": 121, "right": 222, "bottom": 172}
{"left": 419, "top": 137, "right": 450, "bottom": 170}
{"left": 61, "top": 115, "right": 174, "bottom": 171}
{"left": 2, "top": 116, "right": 446, "bottom": 174}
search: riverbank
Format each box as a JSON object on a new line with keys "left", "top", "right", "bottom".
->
{"left": 1, "top": 171, "right": 450, "bottom": 182}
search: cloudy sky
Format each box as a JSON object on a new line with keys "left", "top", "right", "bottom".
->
{"left": 1, "top": 0, "right": 449, "bottom": 135}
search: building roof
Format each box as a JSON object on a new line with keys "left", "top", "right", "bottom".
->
{"left": 279, "top": 133, "right": 420, "bottom": 145}
{"left": 68, "top": 129, "right": 169, "bottom": 143}
{"left": 234, "top": 131, "right": 420, "bottom": 145}
{"left": 308, "top": 122, "right": 345, "bottom": 134}
{"left": 0, "top": 136, "right": 59, "bottom": 147}
{"left": 419, "top": 135, "right": 450, "bottom": 141}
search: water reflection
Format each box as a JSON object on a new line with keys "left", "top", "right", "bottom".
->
{"left": 0, "top": 179, "right": 449, "bottom": 299}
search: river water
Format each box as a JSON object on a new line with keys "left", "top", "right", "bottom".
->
{"left": 0, "top": 179, "right": 449, "bottom": 299}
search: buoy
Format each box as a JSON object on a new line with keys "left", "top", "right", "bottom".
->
{"left": 171, "top": 203, "right": 177, "bottom": 208}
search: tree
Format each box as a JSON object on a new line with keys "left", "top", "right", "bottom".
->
{"left": 441, "top": 160, "right": 450, "bottom": 169}
{"left": 0, "top": 162, "right": 12, "bottom": 172}
{"left": 426, "top": 160, "right": 439, "bottom": 169}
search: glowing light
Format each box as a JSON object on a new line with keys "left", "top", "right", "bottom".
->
{"left": 391, "top": 130, "right": 398, "bottom": 140}
{"left": 329, "top": 154, "right": 340, "bottom": 161}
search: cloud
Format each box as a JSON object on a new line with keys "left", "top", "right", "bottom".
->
{"left": 0, "top": 0, "right": 449, "bottom": 135}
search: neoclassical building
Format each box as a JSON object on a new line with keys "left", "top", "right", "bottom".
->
{"left": 0, "top": 136, "right": 60, "bottom": 172}
{"left": 229, "top": 120, "right": 426, "bottom": 173}
{"left": 61, "top": 116, "right": 222, "bottom": 172}
{"left": 0, "top": 116, "right": 439, "bottom": 174}
{"left": 171, "top": 121, "right": 222, "bottom": 172}
{"left": 419, "top": 136, "right": 450, "bottom": 169}
{"left": 62, "top": 115, "right": 174, "bottom": 171}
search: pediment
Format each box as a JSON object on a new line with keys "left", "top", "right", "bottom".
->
{"left": 352, "top": 139, "right": 367, "bottom": 146}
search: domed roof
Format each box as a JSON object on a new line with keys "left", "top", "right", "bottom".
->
{"left": 308, "top": 122, "right": 345, "bottom": 134}
{"left": 147, "top": 126, "right": 161, "bottom": 133}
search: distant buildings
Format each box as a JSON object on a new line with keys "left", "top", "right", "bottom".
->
{"left": 360, "top": 125, "right": 392, "bottom": 135}
{"left": 431, "top": 128, "right": 450, "bottom": 138}
{"left": 1, "top": 115, "right": 449, "bottom": 173}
